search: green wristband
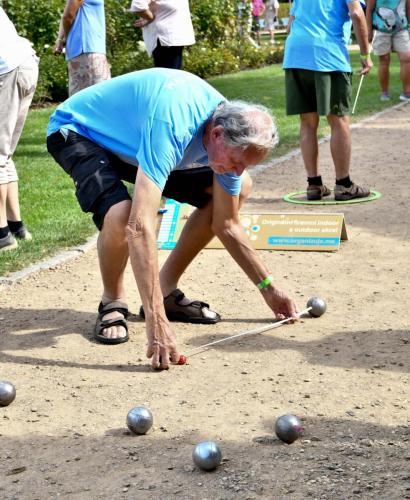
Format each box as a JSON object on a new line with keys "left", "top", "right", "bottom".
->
{"left": 360, "top": 53, "right": 371, "bottom": 61}
{"left": 257, "top": 275, "right": 273, "bottom": 290}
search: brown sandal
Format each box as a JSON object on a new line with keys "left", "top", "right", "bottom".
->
{"left": 139, "top": 289, "right": 221, "bottom": 324}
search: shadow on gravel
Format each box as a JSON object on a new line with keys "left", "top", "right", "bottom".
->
{"left": 0, "top": 418, "right": 408, "bottom": 499}
{"left": 0, "top": 307, "right": 408, "bottom": 374}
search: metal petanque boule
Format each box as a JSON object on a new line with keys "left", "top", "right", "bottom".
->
{"left": 192, "top": 441, "right": 222, "bottom": 471}
{"left": 307, "top": 296, "right": 327, "bottom": 317}
{"left": 0, "top": 381, "right": 16, "bottom": 407}
{"left": 275, "top": 414, "right": 304, "bottom": 444}
{"left": 126, "top": 406, "right": 153, "bottom": 435}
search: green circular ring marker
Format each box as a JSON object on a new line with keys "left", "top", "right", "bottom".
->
{"left": 283, "top": 190, "right": 382, "bottom": 205}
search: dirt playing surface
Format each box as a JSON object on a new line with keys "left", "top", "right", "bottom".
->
{"left": 1, "top": 105, "right": 409, "bottom": 499}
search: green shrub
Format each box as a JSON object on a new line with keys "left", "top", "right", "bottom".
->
{"left": 35, "top": 47, "right": 69, "bottom": 103}
{"left": 2, "top": 0, "right": 285, "bottom": 101}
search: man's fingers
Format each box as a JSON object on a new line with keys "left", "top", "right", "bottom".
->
{"left": 169, "top": 350, "right": 180, "bottom": 364}
{"left": 159, "top": 348, "right": 170, "bottom": 370}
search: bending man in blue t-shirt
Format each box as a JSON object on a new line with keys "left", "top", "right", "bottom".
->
{"left": 283, "top": 0, "right": 373, "bottom": 201}
{"left": 47, "top": 68, "right": 298, "bottom": 370}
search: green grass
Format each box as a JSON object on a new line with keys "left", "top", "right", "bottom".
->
{"left": 0, "top": 52, "right": 404, "bottom": 276}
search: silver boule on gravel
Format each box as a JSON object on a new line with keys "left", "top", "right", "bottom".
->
{"left": 0, "top": 381, "right": 16, "bottom": 407}
{"left": 192, "top": 441, "right": 222, "bottom": 471}
{"left": 275, "top": 414, "right": 303, "bottom": 444}
{"left": 126, "top": 406, "right": 153, "bottom": 435}
{"left": 307, "top": 296, "right": 327, "bottom": 317}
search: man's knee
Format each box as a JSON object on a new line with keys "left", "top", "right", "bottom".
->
{"left": 398, "top": 51, "right": 410, "bottom": 64}
{"left": 300, "top": 112, "right": 319, "bottom": 131}
{"left": 379, "top": 54, "right": 391, "bottom": 66}
{"left": 100, "top": 199, "right": 132, "bottom": 235}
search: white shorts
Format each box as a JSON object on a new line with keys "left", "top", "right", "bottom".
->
{"left": 373, "top": 30, "right": 410, "bottom": 56}
{"left": 0, "top": 54, "right": 38, "bottom": 184}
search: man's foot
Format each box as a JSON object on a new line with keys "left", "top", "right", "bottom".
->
{"left": 0, "top": 232, "right": 18, "bottom": 252}
{"left": 306, "top": 184, "right": 331, "bottom": 201}
{"left": 140, "top": 289, "right": 221, "bottom": 324}
{"left": 11, "top": 224, "right": 32, "bottom": 241}
{"left": 380, "top": 92, "right": 391, "bottom": 102}
{"left": 334, "top": 182, "right": 370, "bottom": 201}
{"left": 94, "top": 300, "right": 129, "bottom": 344}
{"left": 399, "top": 93, "right": 410, "bottom": 102}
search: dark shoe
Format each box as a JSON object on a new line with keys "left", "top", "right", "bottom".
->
{"left": 140, "top": 289, "right": 221, "bottom": 324}
{"left": 306, "top": 184, "right": 331, "bottom": 201}
{"left": 0, "top": 232, "right": 18, "bottom": 252}
{"left": 334, "top": 182, "right": 370, "bottom": 201}
{"left": 94, "top": 300, "right": 129, "bottom": 344}
{"left": 11, "top": 224, "right": 32, "bottom": 241}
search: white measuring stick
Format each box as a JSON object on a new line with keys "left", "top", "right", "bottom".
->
{"left": 352, "top": 33, "right": 376, "bottom": 115}
{"left": 351, "top": 74, "right": 364, "bottom": 115}
{"left": 186, "top": 307, "right": 312, "bottom": 357}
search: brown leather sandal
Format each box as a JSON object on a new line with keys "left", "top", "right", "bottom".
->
{"left": 139, "top": 289, "right": 221, "bottom": 324}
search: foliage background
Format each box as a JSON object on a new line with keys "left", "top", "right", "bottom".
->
{"left": 1, "top": 0, "right": 286, "bottom": 102}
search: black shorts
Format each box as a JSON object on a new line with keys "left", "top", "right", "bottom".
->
{"left": 47, "top": 130, "right": 213, "bottom": 230}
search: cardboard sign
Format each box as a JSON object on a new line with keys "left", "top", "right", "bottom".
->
{"left": 157, "top": 200, "right": 347, "bottom": 252}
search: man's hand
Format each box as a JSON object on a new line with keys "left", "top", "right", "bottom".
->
{"left": 146, "top": 317, "right": 180, "bottom": 370}
{"left": 261, "top": 286, "right": 299, "bottom": 321}
{"left": 359, "top": 55, "right": 373, "bottom": 75}
{"left": 134, "top": 17, "right": 152, "bottom": 28}
{"left": 53, "top": 38, "right": 65, "bottom": 55}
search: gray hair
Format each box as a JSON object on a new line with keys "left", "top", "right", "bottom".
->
{"left": 211, "top": 100, "right": 278, "bottom": 151}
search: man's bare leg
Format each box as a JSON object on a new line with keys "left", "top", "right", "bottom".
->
{"left": 5, "top": 181, "right": 21, "bottom": 221}
{"left": 0, "top": 183, "right": 8, "bottom": 228}
{"left": 398, "top": 51, "right": 410, "bottom": 94}
{"left": 160, "top": 173, "right": 252, "bottom": 297}
{"left": 378, "top": 53, "right": 390, "bottom": 95}
{"left": 300, "top": 112, "right": 320, "bottom": 177}
{"left": 326, "top": 114, "right": 351, "bottom": 180}
{"left": 97, "top": 200, "right": 132, "bottom": 339}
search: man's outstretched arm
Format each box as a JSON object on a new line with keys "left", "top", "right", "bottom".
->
{"left": 211, "top": 179, "right": 299, "bottom": 321}
{"left": 127, "top": 168, "right": 180, "bottom": 370}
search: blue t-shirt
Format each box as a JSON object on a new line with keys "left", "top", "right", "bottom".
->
{"left": 66, "top": 0, "right": 106, "bottom": 61}
{"left": 47, "top": 68, "right": 242, "bottom": 196}
{"left": 372, "top": 0, "right": 408, "bottom": 34}
{"left": 283, "top": 0, "right": 355, "bottom": 72}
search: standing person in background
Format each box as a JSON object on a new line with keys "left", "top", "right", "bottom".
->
{"left": 54, "top": 0, "right": 110, "bottom": 96}
{"left": 0, "top": 7, "right": 38, "bottom": 252}
{"left": 264, "top": 0, "right": 280, "bottom": 45}
{"left": 366, "top": 0, "right": 410, "bottom": 102}
{"left": 251, "top": 0, "right": 265, "bottom": 47}
{"left": 283, "top": 0, "right": 373, "bottom": 201}
{"left": 129, "top": 0, "right": 195, "bottom": 70}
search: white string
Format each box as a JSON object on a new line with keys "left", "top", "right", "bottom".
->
{"left": 186, "top": 307, "right": 311, "bottom": 357}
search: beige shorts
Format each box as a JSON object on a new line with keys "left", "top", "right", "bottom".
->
{"left": 0, "top": 54, "right": 39, "bottom": 184}
{"left": 373, "top": 29, "right": 410, "bottom": 56}
{"left": 68, "top": 53, "right": 111, "bottom": 96}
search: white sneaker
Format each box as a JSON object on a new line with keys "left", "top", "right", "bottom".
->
{"left": 399, "top": 94, "right": 410, "bottom": 102}
{"left": 380, "top": 93, "right": 390, "bottom": 102}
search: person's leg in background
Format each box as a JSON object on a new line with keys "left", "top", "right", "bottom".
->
{"left": 0, "top": 55, "right": 38, "bottom": 251}
{"left": 152, "top": 41, "right": 183, "bottom": 69}
{"left": 394, "top": 30, "right": 410, "bottom": 101}
{"left": 373, "top": 31, "right": 392, "bottom": 101}
{"left": 378, "top": 52, "right": 391, "bottom": 100}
